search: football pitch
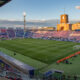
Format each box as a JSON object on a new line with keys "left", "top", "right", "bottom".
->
{"left": 0, "top": 38, "right": 80, "bottom": 75}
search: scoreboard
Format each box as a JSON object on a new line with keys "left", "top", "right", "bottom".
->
{"left": 0, "top": 0, "right": 11, "bottom": 7}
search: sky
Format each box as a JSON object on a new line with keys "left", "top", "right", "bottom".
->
{"left": 0, "top": 0, "right": 80, "bottom": 21}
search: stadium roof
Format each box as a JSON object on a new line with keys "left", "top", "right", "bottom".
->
{"left": 0, "top": 52, "right": 34, "bottom": 74}
{"left": 0, "top": 0, "right": 11, "bottom": 7}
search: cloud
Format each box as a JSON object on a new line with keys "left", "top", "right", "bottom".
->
{"left": 0, "top": 19, "right": 58, "bottom": 28}
{"left": 27, "top": 19, "right": 46, "bottom": 22}
{"left": 75, "top": 6, "right": 80, "bottom": 9}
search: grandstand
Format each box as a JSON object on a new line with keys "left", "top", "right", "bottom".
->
{"left": 0, "top": 29, "right": 80, "bottom": 42}
{"left": 0, "top": 28, "right": 8, "bottom": 38}
{"left": 0, "top": 28, "right": 80, "bottom": 41}
{"left": 16, "top": 28, "right": 24, "bottom": 38}
{"left": 7, "top": 28, "right": 15, "bottom": 38}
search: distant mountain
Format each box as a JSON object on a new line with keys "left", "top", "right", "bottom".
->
{"left": 0, "top": 19, "right": 58, "bottom": 28}
{"left": 0, "top": 19, "right": 80, "bottom": 28}
{"left": 70, "top": 20, "right": 80, "bottom": 24}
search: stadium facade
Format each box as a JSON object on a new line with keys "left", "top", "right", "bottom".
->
{"left": 57, "top": 14, "right": 80, "bottom": 31}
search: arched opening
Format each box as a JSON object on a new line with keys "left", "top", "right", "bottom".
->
{"left": 60, "top": 27, "right": 64, "bottom": 31}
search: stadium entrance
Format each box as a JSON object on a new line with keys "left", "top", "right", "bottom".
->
{"left": 60, "top": 27, "right": 64, "bottom": 31}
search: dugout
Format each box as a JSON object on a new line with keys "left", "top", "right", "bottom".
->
{"left": 53, "top": 70, "right": 64, "bottom": 80}
{"left": 0, "top": 52, "right": 35, "bottom": 78}
{"left": 41, "top": 69, "right": 64, "bottom": 80}
{"left": 42, "top": 70, "right": 54, "bottom": 80}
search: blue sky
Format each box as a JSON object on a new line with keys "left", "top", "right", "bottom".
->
{"left": 0, "top": 0, "right": 80, "bottom": 20}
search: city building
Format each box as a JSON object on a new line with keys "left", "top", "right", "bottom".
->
{"left": 72, "top": 22, "right": 80, "bottom": 31}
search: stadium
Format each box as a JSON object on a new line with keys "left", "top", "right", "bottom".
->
{"left": 0, "top": 0, "right": 80, "bottom": 80}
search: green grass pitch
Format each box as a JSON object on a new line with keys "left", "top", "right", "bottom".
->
{"left": 0, "top": 38, "right": 80, "bottom": 75}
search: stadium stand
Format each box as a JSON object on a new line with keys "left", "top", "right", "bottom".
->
{"left": 0, "top": 77, "right": 9, "bottom": 80}
{"left": 7, "top": 28, "right": 15, "bottom": 38}
{"left": 0, "top": 52, "right": 35, "bottom": 80}
{"left": 24, "top": 31, "right": 33, "bottom": 38}
{"left": 16, "top": 28, "right": 24, "bottom": 38}
{"left": 69, "top": 31, "right": 80, "bottom": 41}
{"left": 0, "top": 59, "right": 23, "bottom": 80}
{"left": 0, "top": 28, "right": 8, "bottom": 38}
{"left": 1, "top": 29, "right": 80, "bottom": 42}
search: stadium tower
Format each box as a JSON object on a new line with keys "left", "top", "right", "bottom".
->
{"left": 60, "top": 14, "right": 68, "bottom": 24}
{"left": 23, "top": 12, "right": 26, "bottom": 32}
{"left": 57, "top": 14, "right": 72, "bottom": 31}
